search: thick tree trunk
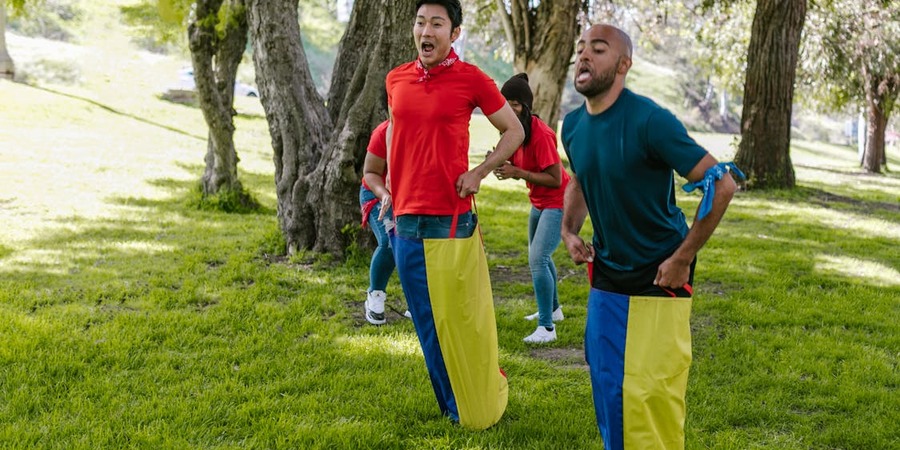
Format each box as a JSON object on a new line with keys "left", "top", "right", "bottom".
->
{"left": 734, "top": 0, "right": 806, "bottom": 189}
{"left": 249, "top": 0, "right": 413, "bottom": 255}
{"left": 189, "top": 0, "right": 250, "bottom": 199}
{"left": 309, "top": 0, "right": 415, "bottom": 254}
{"left": 0, "top": 0, "right": 14, "bottom": 80}
{"left": 862, "top": 77, "right": 888, "bottom": 173}
{"left": 497, "top": 0, "right": 581, "bottom": 130}
{"left": 248, "top": 0, "right": 329, "bottom": 254}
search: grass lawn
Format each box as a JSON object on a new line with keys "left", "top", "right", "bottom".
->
{"left": 2, "top": 3, "right": 900, "bottom": 448}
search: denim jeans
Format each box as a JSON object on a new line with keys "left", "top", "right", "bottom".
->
{"left": 528, "top": 206, "right": 563, "bottom": 328}
{"left": 394, "top": 212, "right": 477, "bottom": 239}
{"left": 360, "top": 186, "right": 395, "bottom": 292}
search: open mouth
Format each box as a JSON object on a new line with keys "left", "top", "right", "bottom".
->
{"left": 421, "top": 42, "right": 435, "bottom": 54}
{"left": 576, "top": 66, "right": 592, "bottom": 83}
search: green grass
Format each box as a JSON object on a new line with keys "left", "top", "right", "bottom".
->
{"left": 3, "top": 2, "right": 900, "bottom": 448}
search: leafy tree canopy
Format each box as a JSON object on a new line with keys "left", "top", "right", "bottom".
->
{"left": 799, "top": 0, "right": 900, "bottom": 117}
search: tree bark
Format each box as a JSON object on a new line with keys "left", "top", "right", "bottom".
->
{"left": 309, "top": 0, "right": 416, "bottom": 254}
{"left": 862, "top": 76, "right": 889, "bottom": 173}
{"left": 248, "top": 0, "right": 413, "bottom": 255}
{"left": 496, "top": 0, "right": 581, "bottom": 130}
{"left": 189, "top": 0, "right": 251, "bottom": 200}
{"left": 248, "top": 0, "right": 328, "bottom": 254}
{"left": 734, "top": 0, "right": 807, "bottom": 189}
{"left": 0, "top": 0, "right": 14, "bottom": 80}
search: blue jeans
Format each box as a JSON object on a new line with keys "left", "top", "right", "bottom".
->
{"left": 394, "top": 212, "right": 477, "bottom": 239}
{"left": 360, "top": 186, "right": 395, "bottom": 292}
{"left": 528, "top": 206, "right": 562, "bottom": 328}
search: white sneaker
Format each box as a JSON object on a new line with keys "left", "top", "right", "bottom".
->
{"left": 403, "top": 310, "right": 412, "bottom": 319}
{"left": 523, "top": 326, "right": 557, "bottom": 344}
{"left": 365, "top": 290, "right": 386, "bottom": 325}
{"left": 524, "top": 307, "right": 564, "bottom": 322}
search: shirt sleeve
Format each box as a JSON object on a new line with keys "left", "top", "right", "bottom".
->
{"left": 366, "top": 121, "right": 389, "bottom": 158}
{"left": 472, "top": 68, "right": 507, "bottom": 117}
{"left": 645, "top": 109, "right": 708, "bottom": 178}
{"left": 532, "top": 120, "right": 561, "bottom": 171}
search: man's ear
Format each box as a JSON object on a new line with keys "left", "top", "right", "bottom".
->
{"left": 617, "top": 56, "right": 632, "bottom": 74}
{"left": 451, "top": 26, "right": 461, "bottom": 42}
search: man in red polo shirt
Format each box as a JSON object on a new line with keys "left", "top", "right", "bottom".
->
{"left": 362, "top": 0, "right": 523, "bottom": 426}
{"left": 364, "top": 0, "right": 523, "bottom": 232}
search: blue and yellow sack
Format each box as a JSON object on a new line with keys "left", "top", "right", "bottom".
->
{"left": 391, "top": 206, "right": 508, "bottom": 430}
{"left": 585, "top": 288, "right": 692, "bottom": 450}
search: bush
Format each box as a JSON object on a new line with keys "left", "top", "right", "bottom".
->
{"left": 194, "top": 183, "right": 261, "bottom": 214}
{"left": 15, "top": 57, "right": 81, "bottom": 85}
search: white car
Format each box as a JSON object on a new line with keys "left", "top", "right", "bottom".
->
{"left": 176, "top": 67, "right": 259, "bottom": 97}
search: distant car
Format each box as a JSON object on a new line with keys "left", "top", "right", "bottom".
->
{"left": 176, "top": 67, "right": 259, "bottom": 97}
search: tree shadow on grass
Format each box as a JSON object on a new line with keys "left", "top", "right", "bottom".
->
{"left": 0, "top": 172, "right": 282, "bottom": 310}
{"left": 754, "top": 185, "right": 900, "bottom": 224}
{"left": 24, "top": 82, "right": 207, "bottom": 142}
{"left": 798, "top": 185, "right": 899, "bottom": 214}
{"left": 116, "top": 170, "right": 276, "bottom": 217}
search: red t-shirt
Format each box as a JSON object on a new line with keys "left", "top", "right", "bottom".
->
{"left": 510, "top": 116, "right": 570, "bottom": 209}
{"left": 361, "top": 120, "right": 389, "bottom": 191}
{"left": 386, "top": 60, "right": 506, "bottom": 216}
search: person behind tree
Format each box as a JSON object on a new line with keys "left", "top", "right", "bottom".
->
{"left": 561, "top": 24, "right": 741, "bottom": 449}
{"left": 493, "top": 73, "right": 570, "bottom": 344}
{"left": 362, "top": 0, "right": 524, "bottom": 427}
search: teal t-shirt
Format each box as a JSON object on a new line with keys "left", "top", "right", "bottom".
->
{"left": 561, "top": 89, "right": 707, "bottom": 271}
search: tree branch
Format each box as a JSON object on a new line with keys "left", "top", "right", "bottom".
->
{"left": 495, "top": 0, "right": 515, "bottom": 52}
{"left": 514, "top": 0, "right": 531, "bottom": 56}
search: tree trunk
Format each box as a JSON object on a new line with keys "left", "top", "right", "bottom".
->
{"left": 734, "top": 0, "right": 807, "bottom": 189}
{"left": 0, "top": 0, "right": 14, "bottom": 80}
{"left": 719, "top": 89, "right": 728, "bottom": 120}
{"left": 248, "top": 0, "right": 413, "bottom": 255}
{"left": 248, "top": 0, "right": 329, "bottom": 254}
{"left": 862, "top": 77, "right": 888, "bottom": 173}
{"left": 189, "top": 0, "right": 251, "bottom": 201}
{"left": 496, "top": 0, "right": 582, "bottom": 130}
{"left": 309, "top": 0, "right": 416, "bottom": 254}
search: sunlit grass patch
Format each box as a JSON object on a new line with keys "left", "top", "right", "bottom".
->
{"left": 336, "top": 333, "right": 423, "bottom": 358}
{"left": 815, "top": 254, "right": 900, "bottom": 287}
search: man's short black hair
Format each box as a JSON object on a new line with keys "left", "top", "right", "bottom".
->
{"left": 415, "top": 0, "right": 463, "bottom": 30}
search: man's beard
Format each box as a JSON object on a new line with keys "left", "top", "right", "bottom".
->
{"left": 575, "top": 62, "right": 618, "bottom": 98}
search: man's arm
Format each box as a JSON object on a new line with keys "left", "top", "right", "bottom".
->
{"left": 561, "top": 176, "right": 595, "bottom": 264}
{"left": 655, "top": 153, "right": 737, "bottom": 288}
{"left": 456, "top": 103, "right": 524, "bottom": 197}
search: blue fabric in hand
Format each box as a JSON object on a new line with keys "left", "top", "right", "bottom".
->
{"left": 682, "top": 162, "right": 746, "bottom": 220}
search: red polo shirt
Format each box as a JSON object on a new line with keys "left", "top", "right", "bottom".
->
{"left": 386, "top": 60, "right": 506, "bottom": 216}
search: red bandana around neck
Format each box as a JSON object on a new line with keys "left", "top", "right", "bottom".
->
{"left": 414, "top": 48, "right": 459, "bottom": 83}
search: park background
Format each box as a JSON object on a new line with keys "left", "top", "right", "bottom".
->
{"left": 0, "top": 0, "right": 898, "bottom": 448}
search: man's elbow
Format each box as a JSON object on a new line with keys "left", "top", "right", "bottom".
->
{"left": 718, "top": 175, "right": 737, "bottom": 202}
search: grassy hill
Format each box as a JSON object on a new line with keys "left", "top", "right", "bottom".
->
{"left": 2, "top": 1, "right": 899, "bottom": 448}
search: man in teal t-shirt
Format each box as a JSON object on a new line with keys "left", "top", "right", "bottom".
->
{"left": 562, "top": 89, "right": 707, "bottom": 276}
{"left": 561, "top": 24, "right": 738, "bottom": 450}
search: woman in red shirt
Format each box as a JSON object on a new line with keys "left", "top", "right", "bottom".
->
{"left": 494, "top": 73, "right": 570, "bottom": 344}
